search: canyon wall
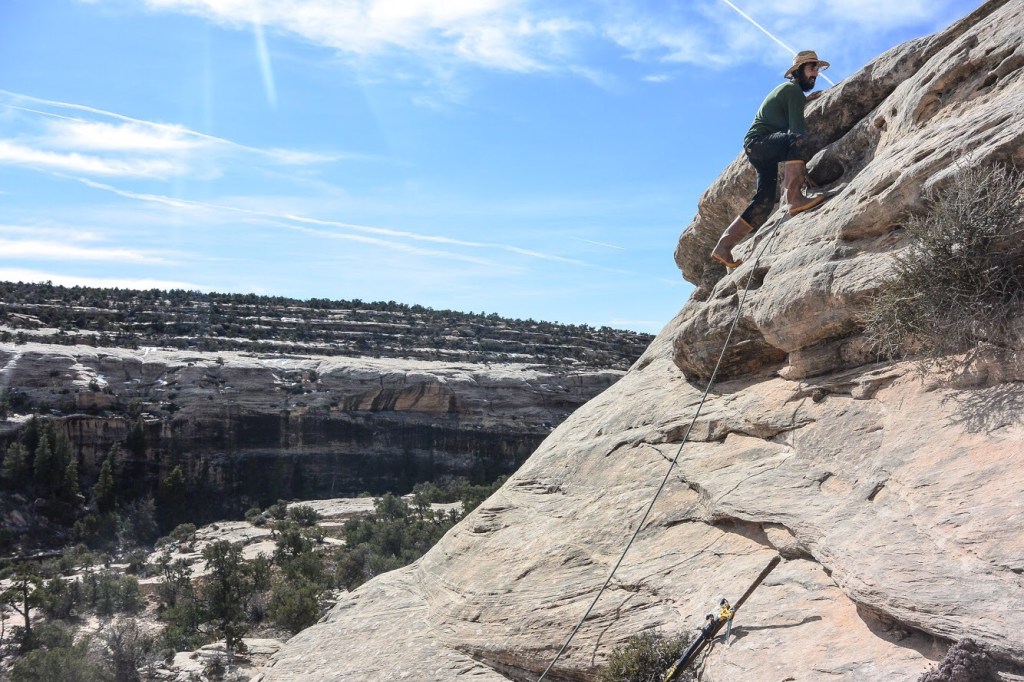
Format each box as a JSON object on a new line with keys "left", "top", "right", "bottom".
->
{"left": 0, "top": 343, "right": 623, "bottom": 509}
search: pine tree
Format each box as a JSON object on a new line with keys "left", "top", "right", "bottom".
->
{"left": 201, "top": 540, "right": 251, "bottom": 654}
{"left": 2, "top": 442, "right": 31, "bottom": 489}
{"left": 157, "top": 465, "right": 187, "bottom": 533}
{"left": 52, "top": 427, "right": 73, "bottom": 479}
{"left": 93, "top": 451, "right": 116, "bottom": 513}
{"left": 62, "top": 453, "right": 81, "bottom": 502}
{"left": 33, "top": 434, "right": 55, "bottom": 497}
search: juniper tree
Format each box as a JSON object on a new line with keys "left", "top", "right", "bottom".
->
{"left": 2, "top": 442, "right": 31, "bottom": 488}
{"left": 93, "top": 451, "right": 116, "bottom": 514}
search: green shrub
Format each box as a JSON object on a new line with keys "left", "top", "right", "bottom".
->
{"left": 863, "top": 163, "right": 1024, "bottom": 371}
{"left": 81, "top": 571, "right": 145, "bottom": 617}
{"left": 597, "top": 630, "right": 691, "bottom": 682}
{"left": 9, "top": 640, "right": 110, "bottom": 682}
{"left": 410, "top": 476, "right": 507, "bottom": 513}
{"left": 168, "top": 523, "right": 197, "bottom": 544}
{"left": 287, "top": 504, "right": 321, "bottom": 527}
{"left": 29, "top": 620, "right": 77, "bottom": 650}
{"left": 104, "top": 618, "right": 155, "bottom": 682}
{"left": 333, "top": 495, "right": 462, "bottom": 591}
{"left": 245, "top": 507, "right": 266, "bottom": 526}
{"left": 266, "top": 500, "right": 289, "bottom": 520}
{"left": 268, "top": 578, "right": 322, "bottom": 634}
{"left": 39, "top": 577, "right": 83, "bottom": 620}
{"left": 119, "top": 496, "right": 160, "bottom": 547}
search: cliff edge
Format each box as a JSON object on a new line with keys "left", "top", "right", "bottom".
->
{"left": 260, "top": 2, "right": 1024, "bottom": 679}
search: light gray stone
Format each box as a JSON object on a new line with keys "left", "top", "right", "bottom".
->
{"left": 673, "top": 0, "right": 1024, "bottom": 381}
{"left": 260, "top": 2, "right": 1024, "bottom": 680}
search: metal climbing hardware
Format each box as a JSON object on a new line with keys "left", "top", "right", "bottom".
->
{"left": 662, "top": 555, "right": 782, "bottom": 682}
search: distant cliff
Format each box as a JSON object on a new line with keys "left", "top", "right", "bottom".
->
{"left": 0, "top": 283, "right": 650, "bottom": 369}
{"left": 257, "top": 2, "right": 1024, "bottom": 680}
{"left": 0, "top": 347, "right": 628, "bottom": 518}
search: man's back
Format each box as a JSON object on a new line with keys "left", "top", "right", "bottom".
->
{"left": 744, "top": 80, "right": 807, "bottom": 145}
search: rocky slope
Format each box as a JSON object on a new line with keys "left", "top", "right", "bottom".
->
{"left": 0, "top": 342, "right": 623, "bottom": 512}
{"left": 257, "top": 1, "right": 1024, "bottom": 680}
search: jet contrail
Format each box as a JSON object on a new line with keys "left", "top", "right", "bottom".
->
{"left": 718, "top": 0, "right": 836, "bottom": 86}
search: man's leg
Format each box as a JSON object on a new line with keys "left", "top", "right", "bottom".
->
{"left": 782, "top": 135, "right": 825, "bottom": 215}
{"left": 710, "top": 216, "right": 753, "bottom": 268}
{"left": 709, "top": 141, "right": 777, "bottom": 268}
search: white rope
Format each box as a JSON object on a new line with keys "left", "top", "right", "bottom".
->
{"left": 536, "top": 218, "right": 786, "bottom": 681}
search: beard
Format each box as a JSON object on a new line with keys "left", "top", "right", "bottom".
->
{"left": 795, "top": 71, "right": 816, "bottom": 92}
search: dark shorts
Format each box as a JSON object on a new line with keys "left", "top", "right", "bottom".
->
{"left": 740, "top": 132, "right": 813, "bottom": 229}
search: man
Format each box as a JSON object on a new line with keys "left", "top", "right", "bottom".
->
{"left": 711, "top": 50, "right": 830, "bottom": 268}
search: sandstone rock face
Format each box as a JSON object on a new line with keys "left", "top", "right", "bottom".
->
{"left": 261, "top": 325, "right": 1024, "bottom": 681}
{"left": 0, "top": 343, "right": 623, "bottom": 507}
{"left": 673, "top": 0, "right": 1023, "bottom": 381}
{"left": 259, "top": 2, "right": 1024, "bottom": 680}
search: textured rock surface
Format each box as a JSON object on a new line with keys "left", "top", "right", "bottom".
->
{"left": 673, "top": 0, "right": 1023, "bottom": 381}
{"left": 0, "top": 343, "right": 623, "bottom": 504}
{"left": 259, "top": 2, "right": 1024, "bottom": 680}
{"left": 260, "top": 324, "right": 1024, "bottom": 681}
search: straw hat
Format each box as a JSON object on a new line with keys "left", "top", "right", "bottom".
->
{"left": 785, "top": 50, "right": 830, "bottom": 78}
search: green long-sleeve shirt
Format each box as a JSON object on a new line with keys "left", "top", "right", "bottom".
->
{"left": 744, "top": 81, "right": 807, "bottom": 146}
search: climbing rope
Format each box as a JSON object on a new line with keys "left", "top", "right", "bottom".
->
{"left": 536, "top": 217, "right": 788, "bottom": 682}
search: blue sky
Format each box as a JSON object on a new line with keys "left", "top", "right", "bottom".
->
{"left": 0, "top": 0, "right": 978, "bottom": 333}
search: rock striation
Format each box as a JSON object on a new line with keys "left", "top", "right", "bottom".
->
{"left": 0, "top": 343, "right": 623, "bottom": 509}
{"left": 259, "top": 2, "right": 1024, "bottom": 680}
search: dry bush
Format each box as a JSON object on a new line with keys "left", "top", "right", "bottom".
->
{"left": 863, "top": 162, "right": 1024, "bottom": 371}
{"left": 917, "top": 638, "right": 998, "bottom": 682}
{"left": 597, "top": 630, "right": 692, "bottom": 682}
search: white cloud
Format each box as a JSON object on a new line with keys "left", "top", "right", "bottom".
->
{"left": 0, "top": 238, "right": 171, "bottom": 264}
{"left": 0, "top": 224, "right": 105, "bottom": 242}
{"left": 265, "top": 148, "right": 345, "bottom": 165}
{"left": 0, "top": 90, "right": 349, "bottom": 183}
{"left": 42, "top": 119, "right": 203, "bottom": 153}
{"left": 0, "top": 140, "right": 183, "bottom": 178}
{"left": 110, "top": 0, "right": 966, "bottom": 87}
{"left": 0, "top": 268, "right": 208, "bottom": 292}
{"left": 142, "top": 0, "right": 560, "bottom": 71}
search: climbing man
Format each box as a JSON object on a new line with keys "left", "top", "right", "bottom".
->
{"left": 710, "top": 50, "right": 830, "bottom": 268}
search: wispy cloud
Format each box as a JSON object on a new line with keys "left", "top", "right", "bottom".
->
{"left": 75, "top": 177, "right": 592, "bottom": 268}
{"left": 42, "top": 119, "right": 203, "bottom": 153}
{"left": 0, "top": 89, "right": 355, "bottom": 181}
{"left": 0, "top": 268, "right": 208, "bottom": 292}
{"left": 141, "top": 0, "right": 579, "bottom": 74}
{"left": 0, "top": 238, "right": 171, "bottom": 264}
{"left": 0, "top": 224, "right": 105, "bottom": 242}
{"left": 126, "top": 0, "right": 962, "bottom": 84}
{"left": 259, "top": 218, "right": 514, "bottom": 271}
{"left": 0, "top": 140, "right": 183, "bottom": 178}
{"left": 572, "top": 237, "right": 626, "bottom": 250}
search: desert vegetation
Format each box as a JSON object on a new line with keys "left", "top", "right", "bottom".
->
{"left": 863, "top": 162, "right": 1024, "bottom": 371}
{"left": 596, "top": 630, "right": 692, "bottom": 682}
{"left": 0, "top": 479, "right": 504, "bottom": 680}
{"left": 0, "top": 412, "right": 506, "bottom": 678}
